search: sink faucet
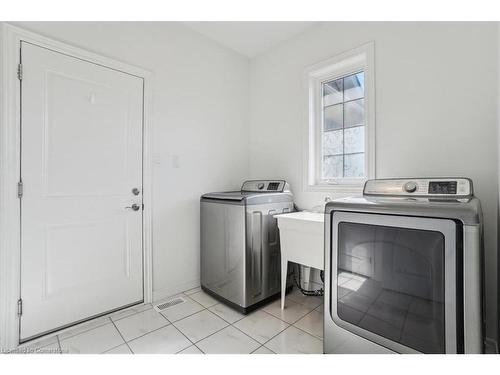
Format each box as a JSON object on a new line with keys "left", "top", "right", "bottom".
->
{"left": 324, "top": 196, "right": 332, "bottom": 203}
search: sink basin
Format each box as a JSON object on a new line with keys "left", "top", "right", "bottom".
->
{"left": 276, "top": 211, "right": 324, "bottom": 222}
{"left": 276, "top": 211, "right": 324, "bottom": 265}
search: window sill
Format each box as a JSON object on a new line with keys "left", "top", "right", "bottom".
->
{"left": 304, "top": 183, "right": 364, "bottom": 194}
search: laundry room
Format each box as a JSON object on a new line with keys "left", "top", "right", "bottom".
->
{"left": 1, "top": 1, "right": 500, "bottom": 371}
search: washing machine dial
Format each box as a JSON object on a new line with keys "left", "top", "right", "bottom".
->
{"left": 257, "top": 183, "right": 265, "bottom": 190}
{"left": 404, "top": 181, "right": 418, "bottom": 193}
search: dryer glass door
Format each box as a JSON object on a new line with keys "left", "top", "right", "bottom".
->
{"left": 330, "top": 212, "right": 459, "bottom": 354}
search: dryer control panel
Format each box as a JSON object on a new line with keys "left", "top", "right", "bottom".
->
{"left": 363, "top": 178, "right": 473, "bottom": 198}
{"left": 241, "top": 180, "right": 288, "bottom": 193}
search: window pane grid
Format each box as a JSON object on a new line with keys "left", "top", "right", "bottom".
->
{"left": 323, "top": 96, "right": 366, "bottom": 109}
{"left": 321, "top": 71, "right": 365, "bottom": 180}
{"left": 323, "top": 124, "right": 364, "bottom": 133}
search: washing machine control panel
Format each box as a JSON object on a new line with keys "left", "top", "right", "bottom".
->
{"left": 241, "top": 180, "right": 287, "bottom": 193}
{"left": 364, "top": 178, "right": 473, "bottom": 197}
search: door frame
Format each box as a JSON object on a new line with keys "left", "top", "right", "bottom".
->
{"left": 0, "top": 23, "right": 154, "bottom": 349}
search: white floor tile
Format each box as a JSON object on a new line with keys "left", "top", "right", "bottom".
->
{"left": 266, "top": 326, "right": 323, "bottom": 354}
{"left": 184, "top": 286, "right": 202, "bottom": 295}
{"left": 287, "top": 289, "right": 324, "bottom": 309}
{"left": 233, "top": 310, "right": 288, "bottom": 344}
{"left": 294, "top": 310, "right": 323, "bottom": 338}
{"left": 109, "top": 304, "right": 152, "bottom": 322}
{"left": 104, "top": 344, "right": 132, "bottom": 354}
{"left": 252, "top": 346, "right": 275, "bottom": 354}
{"left": 128, "top": 325, "right": 191, "bottom": 354}
{"left": 114, "top": 308, "right": 169, "bottom": 341}
{"left": 58, "top": 316, "right": 111, "bottom": 341}
{"left": 178, "top": 345, "right": 203, "bottom": 354}
{"left": 196, "top": 326, "right": 260, "bottom": 354}
{"left": 60, "top": 323, "right": 124, "bottom": 354}
{"left": 208, "top": 303, "right": 245, "bottom": 324}
{"left": 262, "top": 299, "right": 313, "bottom": 324}
{"left": 159, "top": 296, "right": 204, "bottom": 322}
{"left": 188, "top": 290, "right": 219, "bottom": 308}
{"left": 174, "top": 310, "right": 228, "bottom": 343}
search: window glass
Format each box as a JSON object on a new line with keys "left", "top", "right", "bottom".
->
{"left": 323, "top": 130, "right": 343, "bottom": 156}
{"left": 323, "top": 155, "right": 343, "bottom": 179}
{"left": 336, "top": 222, "right": 446, "bottom": 353}
{"left": 321, "top": 72, "right": 365, "bottom": 180}
{"left": 344, "top": 72, "right": 364, "bottom": 101}
{"left": 323, "top": 79, "right": 343, "bottom": 106}
{"left": 344, "top": 152, "right": 364, "bottom": 177}
{"left": 324, "top": 104, "right": 343, "bottom": 131}
{"left": 344, "top": 99, "right": 364, "bottom": 128}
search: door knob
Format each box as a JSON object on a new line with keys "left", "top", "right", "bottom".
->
{"left": 125, "top": 204, "right": 141, "bottom": 211}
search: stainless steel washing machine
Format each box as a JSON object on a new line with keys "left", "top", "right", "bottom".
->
{"left": 201, "top": 180, "right": 294, "bottom": 313}
{"left": 324, "top": 178, "right": 484, "bottom": 354}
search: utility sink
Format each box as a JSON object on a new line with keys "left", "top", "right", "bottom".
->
{"left": 276, "top": 211, "right": 325, "bottom": 309}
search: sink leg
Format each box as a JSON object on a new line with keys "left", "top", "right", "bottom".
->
{"left": 281, "top": 259, "right": 288, "bottom": 310}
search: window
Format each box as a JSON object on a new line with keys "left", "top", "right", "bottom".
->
{"left": 304, "top": 43, "right": 375, "bottom": 192}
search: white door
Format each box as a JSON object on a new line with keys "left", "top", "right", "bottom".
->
{"left": 20, "top": 42, "right": 144, "bottom": 341}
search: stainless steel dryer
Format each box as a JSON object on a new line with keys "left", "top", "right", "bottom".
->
{"left": 201, "top": 180, "right": 294, "bottom": 313}
{"left": 324, "top": 178, "right": 484, "bottom": 354}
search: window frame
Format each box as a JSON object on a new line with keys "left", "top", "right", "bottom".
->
{"left": 304, "top": 42, "right": 375, "bottom": 193}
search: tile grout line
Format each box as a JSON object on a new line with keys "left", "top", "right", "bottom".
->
{"left": 110, "top": 304, "right": 153, "bottom": 323}
{"left": 245, "top": 305, "right": 321, "bottom": 348}
{"left": 172, "top": 300, "right": 275, "bottom": 353}
{"left": 263, "top": 307, "right": 313, "bottom": 325}
{"left": 249, "top": 345, "right": 263, "bottom": 354}
{"left": 228, "top": 321, "right": 271, "bottom": 349}
{"left": 207, "top": 305, "right": 247, "bottom": 325}
{"left": 288, "top": 324, "right": 324, "bottom": 342}
{"left": 110, "top": 298, "right": 209, "bottom": 351}
{"left": 171, "top": 299, "right": 249, "bottom": 354}
{"left": 163, "top": 306, "right": 206, "bottom": 324}
{"left": 57, "top": 303, "right": 153, "bottom": 345}
{"left": 154, "top": 296, "right": 206, "bottom": 353}
{"left": 107, "top": 317, "right": 133, "bottom": 354}
{"left": 256, "top": 324, "right": 292, "bottom": 348}
{"left": 121, "top": 321, "right": 172, "bottom": 347}
{"left": 53, "top": 287, "right": 322, "bottom": 355}
{"left": 170, "top": 322, "right": 204, "bottom": 354}
{"left": 190, "top": 294, "right": 319, "bottom": 351}
{"left": 229, "top": 309, "right": 290, "bottom": 348}
{"left": 291, "top": 307, "right": 324, "bottom": 339}
{"left": 171, "top": 309, "right": 230, "bottom": 346}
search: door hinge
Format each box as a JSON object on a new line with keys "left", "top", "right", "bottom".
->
{"left": 17, "top": 181, "right": 23, "bottom": 198}
{"left": 17, "top": 63, "right": 22, "bottom": 81}
{"left": 17, "top": 299, "right": 23, "bottom": 317}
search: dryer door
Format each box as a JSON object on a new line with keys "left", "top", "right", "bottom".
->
{"left": 329, "top": 211, "right": 460, "bottom": 354}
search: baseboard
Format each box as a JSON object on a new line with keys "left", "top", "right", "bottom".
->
{"left": 152, "top": 279, "right": 200, "bottom": 303}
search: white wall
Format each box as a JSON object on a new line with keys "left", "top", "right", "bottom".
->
{"left": 12, "top": 21, "right": 250, "bottom": 299}
{"left": 249, "top": 22, "right": 499, "bottom": 342}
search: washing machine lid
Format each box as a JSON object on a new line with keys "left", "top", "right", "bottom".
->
{"left": 201, "top": 191, "right": 246, "bottom": 201}
{"left": 326, "top": 177, "right": 481, "bottom": 225}
{"left": 327, "top": 195, "right": 481, "bottom": 225}
{"left": 201, "top": 180, "right": 293, "bottom": 204}
{"left": 201, "top": 190, "right": 294, "bottom": 205}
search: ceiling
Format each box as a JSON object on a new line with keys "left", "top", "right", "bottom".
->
{"left": 183, "top": 22, "right": 318, "bottom": 58}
